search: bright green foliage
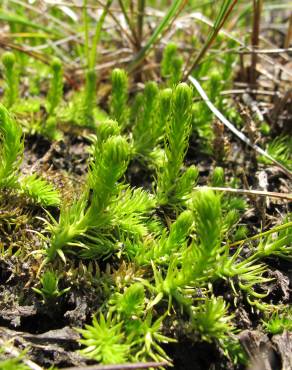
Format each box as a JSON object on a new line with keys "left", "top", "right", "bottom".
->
{"left": 157, "top": 83, "right": 195, "bottom": 206}
{"left": 43, "top": 116, "right": 62, "bottom": 141}
{"left": 19, "top": 174, "right": 60, "bottom": 207}
{"left": 132, "top": 81, "right": 160, "bottom": 156}
{"left": 47, "top": 57, "right": 63, "bottom": 116}
{"left": 210, "top": 166, "right": 225, "bottom": 186}
{"left": 148, "top": 209, "right": 193, "bottom": 263}
{"left": 260, "top": 136, "right": 292, "bottom": 170}
{"left": 78, "top": 310, "right": 175, "bottom": 365}
{"left": 87, "top": 135, "right": 130, "bottom": 215}
{"left": 263, "top": 309, "right": 292, "bottom": 335}
{"left": 154, "top": 189, "right": 266, "bottom": 306}
{"left": 110, "top": 68, "right": 129, "bottom": 128}
{"left": 44, "top": 58, "right": 64, "bottom": 139}
{"left": 0, "top": 5, "right": 289, "bottom": 370}
{"left": 0, "top": 105, "right": 60, "bottom": 205}
{"left": 174, "top": 165, "right": 199, "bottom": 203}
{"left": 161, "top": 43, "right": 183, "bottom": 86}
{"left": 109, "top": 187, "right": 157, "bottom": 239}
{"left": 131, "top": 86, "right": 172, "bottom": 163}
{"left": 191, "top": 296, "right": 234, "bottom": 342}
{"left": 32, "top": 270, "right": 70, "bottom": 302}
{"left": 187, "top": 189, "right": 223, "bottom": 282}
{"left": 193, "top": 189, "right": 222, "bottom": 252}
{"left": 96, "top": 119, "right": 121, "bottom": 145}
{"left": 46, "top": 135, "right": 131, "bottom": 261}
{"left": 157, "top": 88, "right": 172, "bottom": 137}
{"left": 81, "top": 69, "right": 97, "bottom": 126}
{"left": 78, "top": 314, "right": 129, "bottom": 364}
{"left": 109, "top": 283, "right": 145, "bottom": 319}
{"left": 164, "top": 210, "right": 193, "bottom": 253}
{"left": 0, "top": 104, "right": 23, "bottom": 188}
{"left": 255, "top": 218, "right": 292, "bottom": 260}
{"left": 131, "top": 312, "right": 176, "bottom": 363}
{"left": 190, "top": 190, "right": 270, "bottom": 299}
{"left": 1, "top": 52, "right": 19, "bottom": 108}
{"left": 192, "top": 71, "right": 221, "bottom": 147}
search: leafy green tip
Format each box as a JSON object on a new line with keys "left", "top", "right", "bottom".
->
{"left": 2, "top": 51, "right": 16, "bottom": 68}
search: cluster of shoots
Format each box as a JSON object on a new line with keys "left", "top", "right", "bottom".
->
{"left": 0, "top": 42, "right": 291, "bottom": 369}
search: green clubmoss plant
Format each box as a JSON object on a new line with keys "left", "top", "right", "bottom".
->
{"left": 191, "top": 296, "right": 234, "bottom": 342}
{"left": 44, "top": 57, "right": 64, "bottom": 140}
{"left": 141, "top": 209, "right": 193, "bottom": 264}
{"left": 132, "top": 81, "right": 159, "bottom": 157}
{"left": 81, "top": 68, "right": 97, "bottom": 127}
{"left": 109, "top": 282, "right": 145, "bottom": 319}
{"left": 32, "top": 270, "right": 70, "bottom": 302}
{"left": 156, "top": 83, "right": 197, "bottom": 206}
{"left": 46, "top": 135, "right": 130, "bottom": 261}
{"left": 0, "top": 104, "right": 23, "bottom": 189}
{"left": 78, "top": 313, "right": 129, "bottom": 364}
{"left": 0, "top": 104, "right": 60, "bottom": 206}
{"left": 161, "top": 42, "right": 183, "bottom": 86}
{"left": 1, "top": 52, "right": 19, "bottom": 108}
{"left": 19, "top": 174, "right": 61, "bottom": 207}
{"left": 131, "top": 312, "right": 176, "bottom": 363}
{"left": 47, "top": 57, "right": 63, "bottom": 116}
{"left": 110, "top": 68, "right": 129, "bottom": 129}
{"left": 255, "top": 217, "right": 292, "bottom": 260}
{"left": 260, "top": 136, "right": 292, "bottom": 170}
{"left": 262, "top": 308, "right": 292, "bottom": 335}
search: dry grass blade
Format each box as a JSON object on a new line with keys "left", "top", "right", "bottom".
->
{"left": 188, "top": 75, "right": 292, "bottom": 179}
{"left": 195, "top": 187, "right": 292, "bottom": 201}
{"left": 63, "top": 362, "right": 169, "bottom": 370}
{"left": 284, "top": 13, "right": 292, "bottom": 48}
{"left": 250, "top": 0, "right": 263, "bottom": 85}
{"left": 118, "top": 0, "right": 139, "bottom": 46}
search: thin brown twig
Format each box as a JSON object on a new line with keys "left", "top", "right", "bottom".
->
{"left": 221, "top": 89, "right": 281, "bottom": 97}
{"left": 0, "top": 39, "right": 51, "bottom": 65}
{"left": 118, "top": 0, "right": 139, "bottom": 47}
{"left": 250, "top": 0, "right": 263, "bottom": 86}
{"left": 63, "top": 362, "right": 169, "bottom": 370}
{"left": 137, "top": 0, "right": 146, "bottom": 48}
{"left": 238, "top": 47, "right": 292, "bottom": 54}
{"left": 284, "top": 13, "right": 292, "bottom": 48}
{"left": 105, "top": 4, "right": 137, "bottom": 46}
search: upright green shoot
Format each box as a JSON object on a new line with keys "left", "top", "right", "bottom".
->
{"left": 1, "top": 52, "right": 19, "bottom": 108}
{"left": 81, "top": 0, "right": 113, "bottom": 126}
{"left": 0, "top": 104, "right": 23, "bottom": 188}
{"left": 133, "top": 81, "right": 159, "bottom": 156}
{"left": 81, "top": 68, "right": 97, "bottom": 126}
{"left": 156, "top": 83, "right": 195, "bottom": 206}
{"left": 110, "top": 69, "right": 129, "bottom": 129}
{"left": 46, "top": 135, "right": 130, "bottom": 261}
{"left": 161, "top": 43, "right": 183, "bottom": 86}
{"left": 47, "top": 57, "right": 63, "bottom": 116}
